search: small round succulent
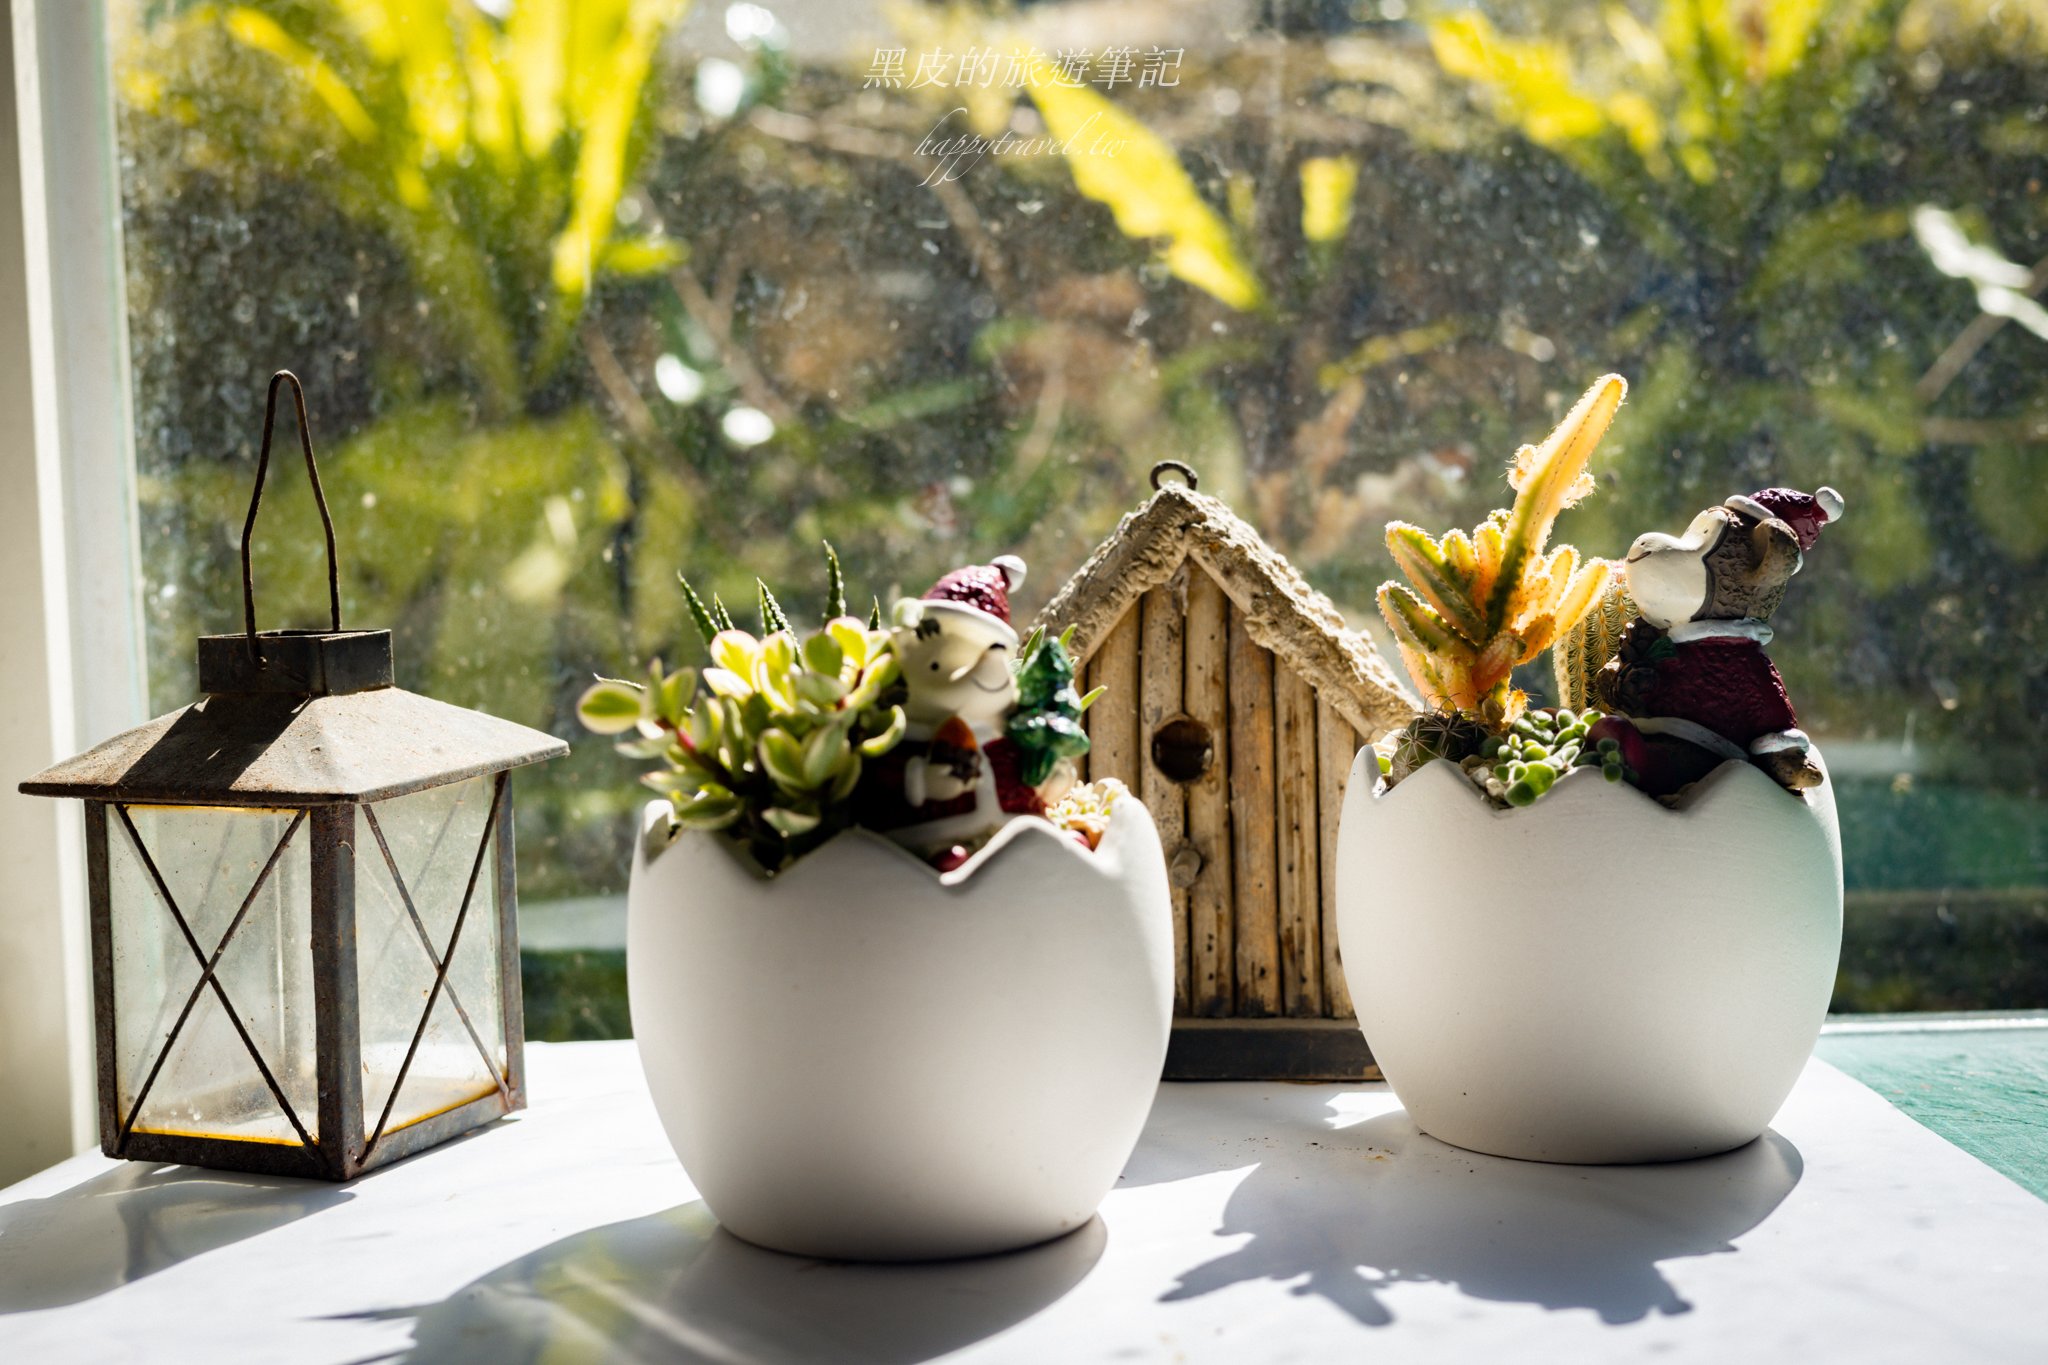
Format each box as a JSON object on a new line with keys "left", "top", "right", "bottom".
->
{"left": 1458, "top": 707, "right": 1636, "bottom": 807}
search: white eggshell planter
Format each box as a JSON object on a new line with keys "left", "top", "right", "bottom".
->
{"left": 1337, "top": 751, "right": 1842, "bottom": 1164}
{"left": 627, "top": 798, "right": 1175, "bottom": 1260}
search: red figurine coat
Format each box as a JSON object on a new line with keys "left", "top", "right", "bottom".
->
{"left": 1626, "top": 622, "right": 1797, "bottom": 747}
{"left": 860, "top": 734, "right": 1045, "bottom": 833}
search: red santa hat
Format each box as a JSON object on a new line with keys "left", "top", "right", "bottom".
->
{"left": 1724, "top": 486, "right": 1845, "bottom": 552}
{"left": 922, "top": 555, "right": 1026, "bottom": 628}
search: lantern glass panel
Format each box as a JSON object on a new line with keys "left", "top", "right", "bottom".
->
{"left": 106, "top": 804, "right": 317, "bottom": 1145}
{"left": 355, "top": 775, "right": 505, "bottom": 1140}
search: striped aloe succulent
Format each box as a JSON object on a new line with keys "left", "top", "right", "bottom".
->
{"left": 1376, "top": 374, "right": 1627, "bottom": 726}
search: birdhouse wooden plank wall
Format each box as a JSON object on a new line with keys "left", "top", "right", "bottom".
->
{"left": 1035, "top": 469, "right": 1417, "bottom": 1080}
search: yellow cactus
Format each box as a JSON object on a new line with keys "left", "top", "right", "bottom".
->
{"left": 1376, "top": 374, "right": 1626, "bottom": 724}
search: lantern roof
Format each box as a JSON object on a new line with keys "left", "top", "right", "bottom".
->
{"left": 20, "top": 684, "right": 569, "bottom": 806}
{"left": 20, "top": 372, "right": 571, "bottom": 808}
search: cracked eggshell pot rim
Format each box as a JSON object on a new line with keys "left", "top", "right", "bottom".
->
{"left": 626, "top": 797, "right": 1175, "bottom": 1260}
{"left": 1337, "top": 750, "right": 1842, "bottom": 1164}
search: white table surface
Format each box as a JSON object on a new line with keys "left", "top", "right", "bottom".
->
{"left": 4, "top": 1041, "right": 2047, "bottom": 1364}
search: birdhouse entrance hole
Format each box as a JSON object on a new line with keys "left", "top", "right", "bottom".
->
{"left": 1151, "top": 716, "right": 1214, "bottom": 784}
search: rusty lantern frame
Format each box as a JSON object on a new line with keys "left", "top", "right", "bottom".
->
{"left": 21, "top": 372, "right": 567, "bottom": 1180}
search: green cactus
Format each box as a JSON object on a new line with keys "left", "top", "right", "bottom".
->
{"left": 1384, "top": 710, "right": 1490, "bottom": 785}
{"left": 1553, "top": 578, "right": 1636, "bottom": 713}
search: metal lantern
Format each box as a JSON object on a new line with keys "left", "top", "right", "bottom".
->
{"left": 20, "top": 372, "right": 568, "bottom": 1180}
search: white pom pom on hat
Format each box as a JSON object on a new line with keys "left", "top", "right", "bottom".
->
{"left": 991, "top": 555, "right": 1026, "bottom": 591}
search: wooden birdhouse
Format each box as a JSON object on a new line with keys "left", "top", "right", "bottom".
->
{"left": 1035, "top": 464, "right": 1417, "bottom": 1080}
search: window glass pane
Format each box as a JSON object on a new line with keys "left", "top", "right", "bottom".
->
{"left": 108, "top": 1, "right": 2048, "bottom": 1027}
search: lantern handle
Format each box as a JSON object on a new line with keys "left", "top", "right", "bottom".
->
{"left": 241, "top": 370, "right": 342, "bottom": 665}
{"left": 1151, "top": 460, "right": 1199, "bottom": 491}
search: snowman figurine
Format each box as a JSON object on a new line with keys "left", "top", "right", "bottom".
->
{"left": 1593, "top": 485, "right": 1844, "bottom": 795}
{"left": 863, "top": 556, "right": 1056, "bottom": 867}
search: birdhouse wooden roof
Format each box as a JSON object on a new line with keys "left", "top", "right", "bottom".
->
{"left": 1035, "top": 480, "right": 1417, "bottom": 739}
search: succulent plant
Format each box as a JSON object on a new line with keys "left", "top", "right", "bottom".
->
{"left": 1006, "top": 624, "right": 1101, "bottom": 788}
{"left": 1452, "top": 707, "right": 1635, "bottom": 807}
{"left": 579, "top": 545, "right": 906, "bottom": 874}
{"left": 1377, "top": 375, "right": 1627, "bottom": 726}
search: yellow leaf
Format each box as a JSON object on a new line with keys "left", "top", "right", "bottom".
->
{"left": 507, "top": 0, "right": 568, "bottom": 157}
{"left": 1428, "top": 13, "right": 1607, "bottom": 149}
{"left": 1689, "top": 0, "right": 1829, "bottom": 84}
{"left": 224, "top": 7, "right": 379, "bottom": 144}
{"left": 551, "top": 0, "right": 689, "bottom": 300}
{"left": 1028, "top": 62, "right": 1263, "bottom": 311}
{"left": 461, "top": 10, "right": 514, "bottom": 163}
{"left": 332, "top": 0, "right": 468, "bottom": 157}
{"left": 1604, "top": 91, "right": 1669, "bottom": 173}
{"left": 400, "top": 0, "right": 468, "bottom": 157}
{"left": 603, "top": 237, "right": 688, "bottom": 275}
{"left": 1300, "top": 156, "right": 1359, "bottom": 244}
{"left": 1757, "top": 0, "right": 1829, "bottom": 80}
{"left": 1602, "top": 4, "right": 1669, "bottom": 76}
{"left": 1319, "top": 318, "right": 1467, "bottom": 388}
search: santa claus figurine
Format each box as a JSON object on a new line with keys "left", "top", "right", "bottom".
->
{"left": 1593, "top": 485, "right": 1844, "bottom": 796}
{"left": 862, "top": 556, "right": 1067, "bottom": 868}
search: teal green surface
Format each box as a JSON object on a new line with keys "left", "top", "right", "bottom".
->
{"left": 1817, "top": 1018, "right": 2048, "bottom": 1203}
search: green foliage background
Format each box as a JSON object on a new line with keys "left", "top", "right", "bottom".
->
{"left": 111, "top": 0, "right": 2048, "bottom": 1010}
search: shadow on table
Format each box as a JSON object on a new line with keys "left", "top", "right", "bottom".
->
{"left": 1133, "top": 1088, "right": 1801, "bottom": 1327}
{"left": 0, "top": 1163, "right": 352, "bottom": 1312}
{"left": 360, "top": 1200, "right": 1104, "bottom": 1365}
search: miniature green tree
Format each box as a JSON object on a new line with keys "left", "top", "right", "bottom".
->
{"left": 1006, "top": 625, "right": 1102, "bottom": 788}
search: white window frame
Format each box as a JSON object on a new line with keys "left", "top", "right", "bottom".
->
{"left": 0, "top": 0, "right": 147, "bottom": 1183}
